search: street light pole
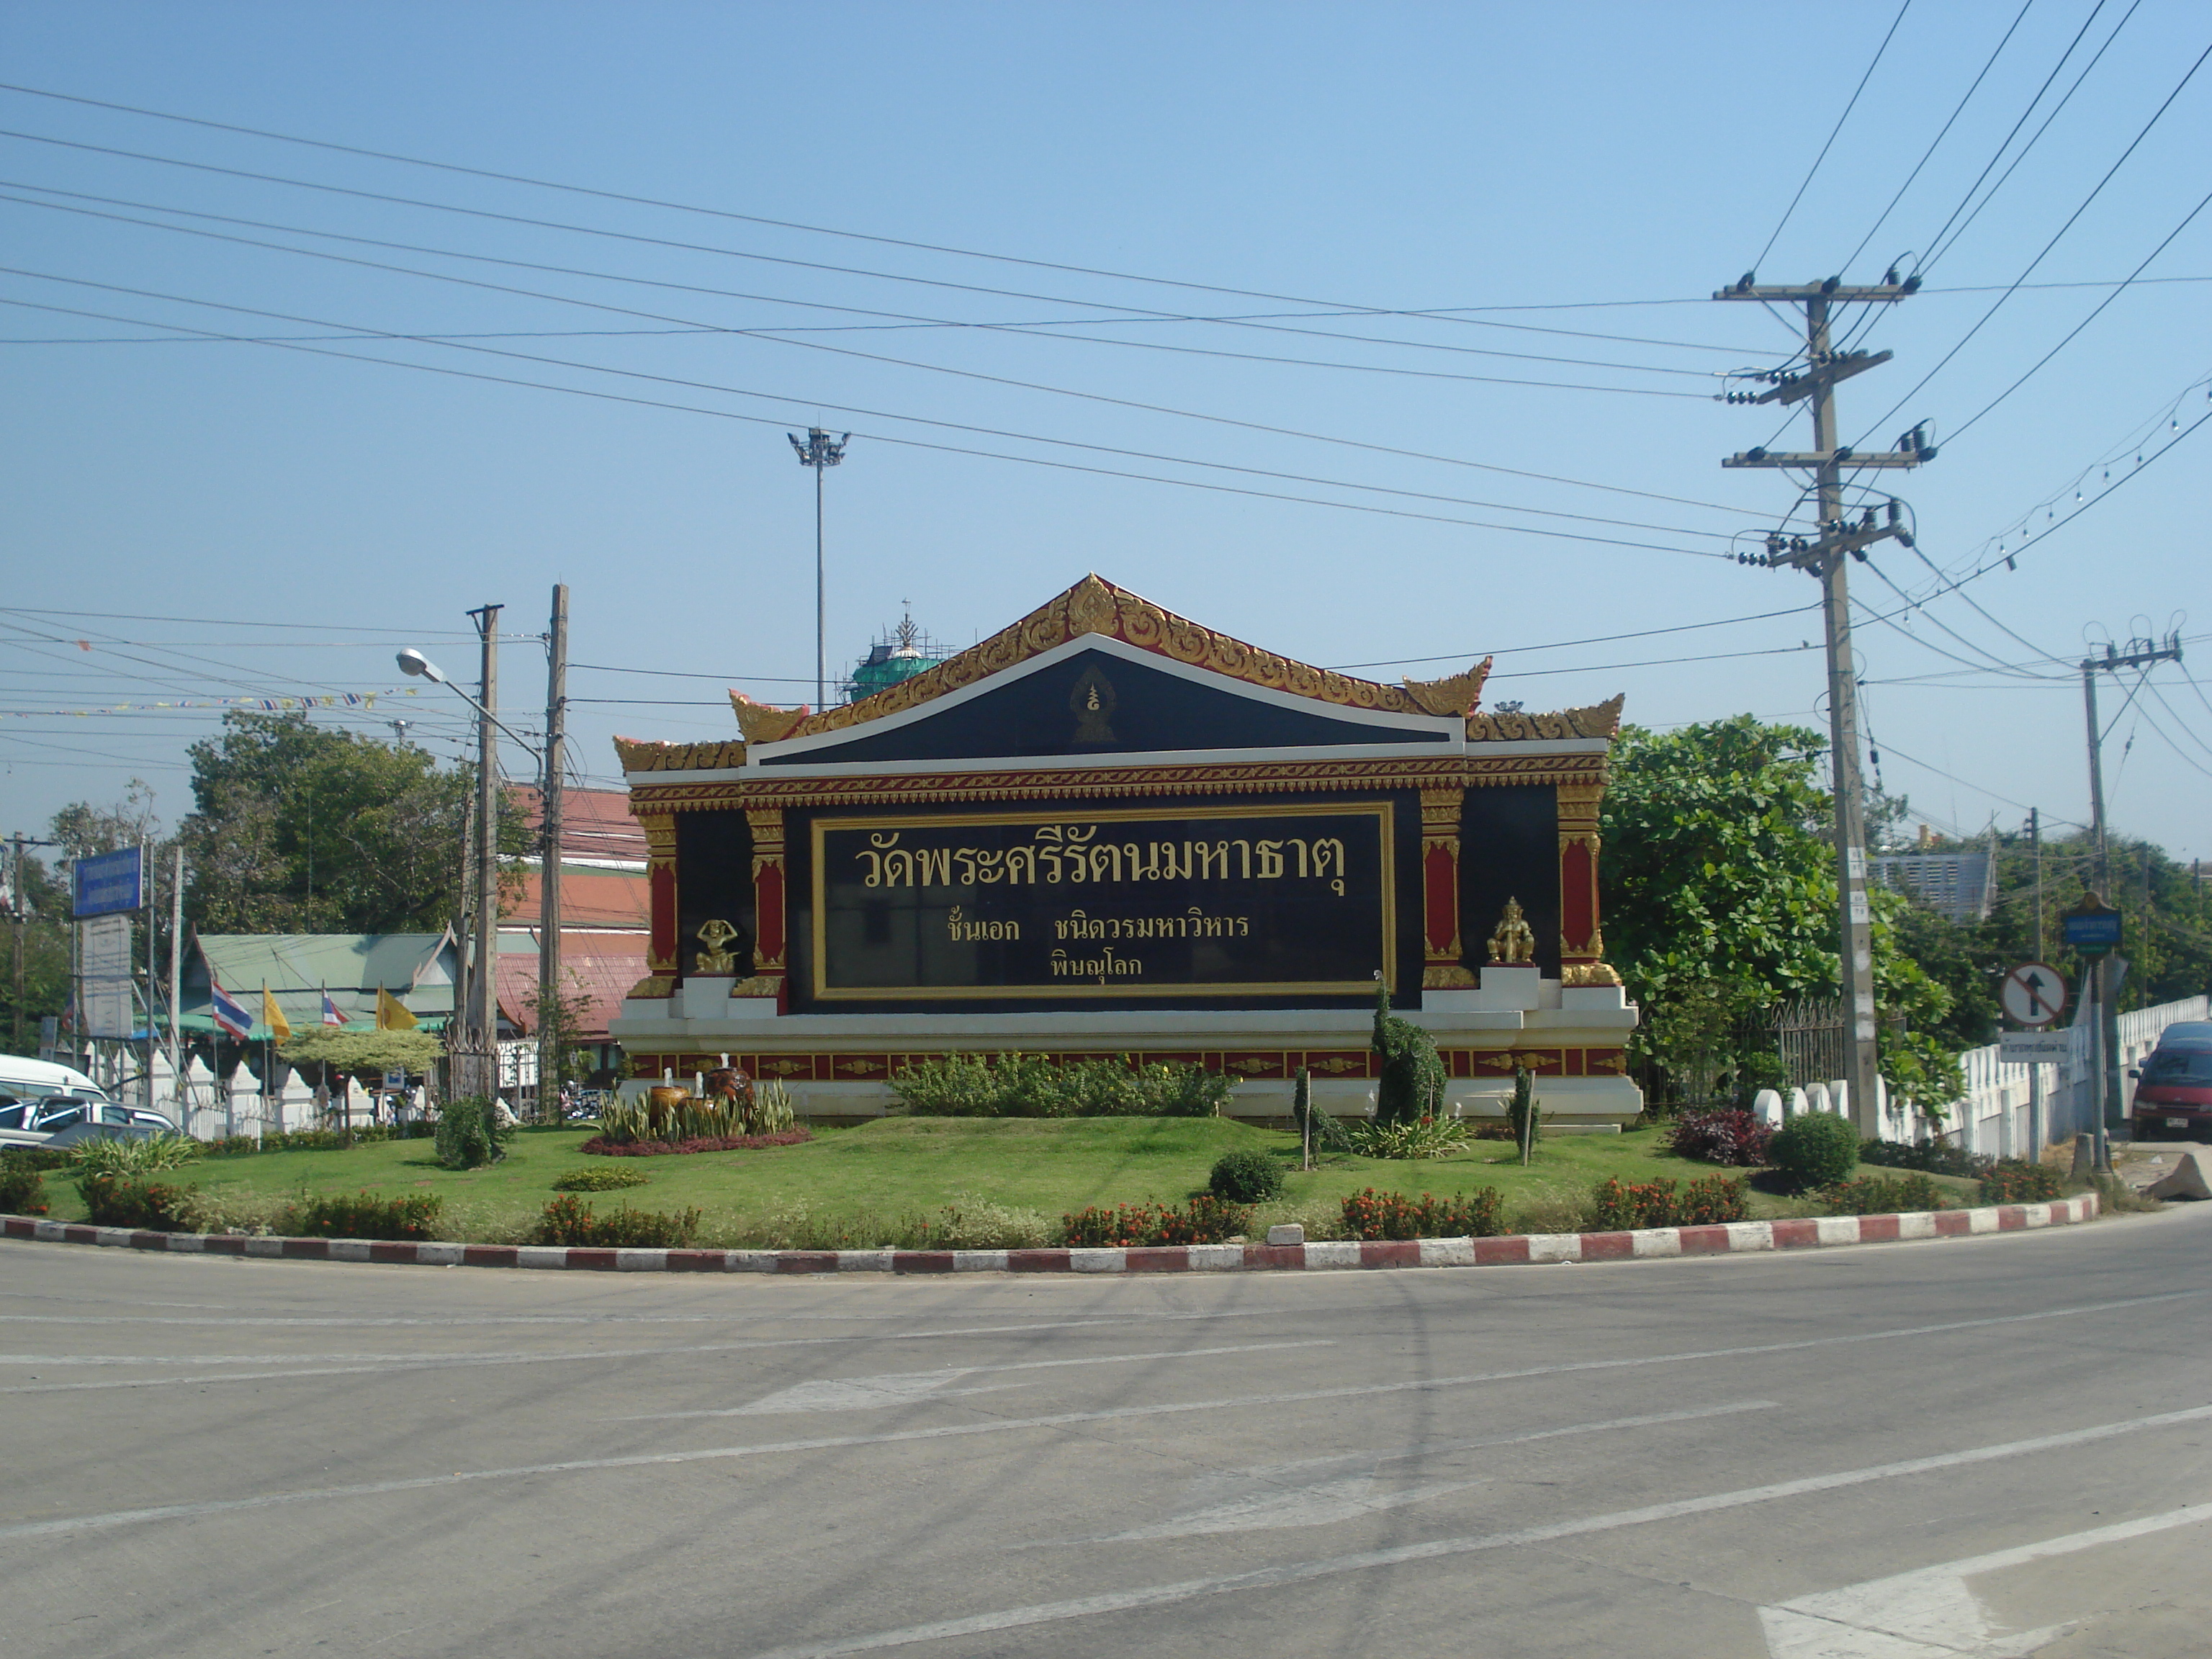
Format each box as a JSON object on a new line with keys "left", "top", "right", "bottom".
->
{"left": 539, "top": 583, "right": 567, "bottom": 1123}
{"left": 788, "top": 428, "right": 850, "bottom": 709}
{"left": 468, "top": 606, "right": 501, "bottom": 1107}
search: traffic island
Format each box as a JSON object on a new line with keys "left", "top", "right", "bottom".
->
{"left": 1, "top": 1192, "right": 2100, "bottom": 1274}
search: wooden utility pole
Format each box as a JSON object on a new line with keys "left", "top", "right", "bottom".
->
{"left": 1717, "top": 274, "right": 1927, "bottom": 1139}
{"left": 468, "top": 604, "right": 503, "bottom": 1105}
{"left": 168, "top": 845, "right": 184, "bottom": 1130}
{"left": 538, "top": 583, "right": 568, "bottom": 1123}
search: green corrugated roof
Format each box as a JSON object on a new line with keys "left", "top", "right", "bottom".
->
{"left": 188, "top": 933, "right": 459, "bottom": 1041}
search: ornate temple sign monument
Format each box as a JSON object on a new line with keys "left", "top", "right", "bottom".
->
{"left": 610, "top": 576, "right": 1641, "bottom": 1125}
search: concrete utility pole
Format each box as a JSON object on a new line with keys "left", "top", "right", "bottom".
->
{"left": 1717, "top": 273, "right": 1928, "bottom": 1139}
{"left": 168, "top": 845, "right": 184, "bottom": 1130}
{"left": 9, "top": 832, "right": 24, "bottom": 1055}
{"left": 788, "top": 428, "right": 850, "bottom": 709}
{"left": 538, "top": 583, "right": 568, "bottom": 1123}
{"left": 468, "top": 604, "right": 503, "bottom": 1105}
{"left": 2080, "top": 630, "right": 2183, "bottom": 1152}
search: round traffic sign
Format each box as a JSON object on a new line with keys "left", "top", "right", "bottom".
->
{"left": 2000, "top": 962, "right": 2068, "bottom": 1028}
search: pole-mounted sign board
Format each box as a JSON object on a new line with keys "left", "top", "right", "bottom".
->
{"left": 1999, "top": 962, "right": 2067, "bottom": 1028}
{"left": 2062, "top": 907, "right": 2121, "bottom": 954}
{"left": 1999, "top": 1030, "right": 2074, "bottom": 1065}
{"left": 72, "top": 846, "right": 143, "bottom": 918}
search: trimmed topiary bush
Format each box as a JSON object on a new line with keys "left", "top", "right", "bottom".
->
{"left": 1769, "top": 1112, "right": 1860, "bottom": 1192}
{"left": 1208, "top": 1148, "right": 1284, "bottom": 1203}
{"left": 552, "top": 1166, "right": 652, "bottom": 1192}
{"left": 434, "top": 1096, "right": 508, "bottom": 1169}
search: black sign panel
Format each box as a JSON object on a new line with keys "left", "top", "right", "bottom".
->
{"left": 809, "top": 802, "right": 1395, "bottom": 1001}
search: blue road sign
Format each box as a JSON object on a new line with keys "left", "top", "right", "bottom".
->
{"left": 72, "top": 846, "right": 143, "bottom": 918}
{"left": 2062, "top": 909, "right": 2122, "bottom": 952}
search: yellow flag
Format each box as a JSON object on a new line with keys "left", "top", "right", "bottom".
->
{"left": 376, "top": 986, "right": 418, "bottom": 1030}
{"left": 262, "top": 984, "right": 292, "bottom": 1044}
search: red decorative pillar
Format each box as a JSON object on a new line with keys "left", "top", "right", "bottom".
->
{"left": 1420, "top": 786, "right": 1475, "bottom": 989}
{"left": 630, "top": 809, "right": 678, "bottom": 999}
{"left": 1555, "top": 778, "right": 1619, "bottom": 985}
{"left": 739, "top": 806, "right": 789, "bottom": 1007}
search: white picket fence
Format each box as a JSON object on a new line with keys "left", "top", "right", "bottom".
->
{"left": 1752, "top": 994, "right": 2210, "bottom": 1154}
{"left": 1929, "top": 993, "right": 2208, "bottom": 1156}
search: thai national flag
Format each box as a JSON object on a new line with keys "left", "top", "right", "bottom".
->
{"left": 210, "top": 974, "right": 253, "bottom": 1040}
{"left": 320, "top": 989, "right": 350, "bottom": 1027}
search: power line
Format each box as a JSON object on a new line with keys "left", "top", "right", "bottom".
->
{"left": 0, "top": 78, "right": 1797, "bottom": 351}
{"left": 1839, "top": 0, "right": 2034, "bottom": 275}
{"left": 1852, "top": 32, "right": 2212, "bottom": 450}
{"left": 0, "top": 177, "right": 1743, "bottom": 382}
{"left": 1941, "top": 181, "right": 2212, "bottom": 447}
{"left": 0, "top": 190, "right": 1761, "bottom": 541}
{"left": 0, "top": 285, "right": 1745, "bottom": 559}
{"left": 0, "top": 122, "right": 1779, "bottom": 369}
{"left": 1323, "top": 603, "right": 1820, "bottom": 670}
{"left": 1753, "top": 0, "right": 1913, "bottom": 271}
{"left": 1914, "top": 0, "right": 2122, "bottom": 274}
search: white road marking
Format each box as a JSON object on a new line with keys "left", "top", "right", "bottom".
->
{"left": 0, "top": 1310, "right": 1288, "bottom": 1394}
{"left": 1063, "top": 1401, "right": 1780, "bottom": 1543}
{"left": 631, "top": 1340, "right": 1335, "bottom": 1418}
{"left": 728, "top": 1405, "right": 2212, "bottom": 1659}
{"left": 1758, "top": 1502, "right": 2212, "bottom": 1658}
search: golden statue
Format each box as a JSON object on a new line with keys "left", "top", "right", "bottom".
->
{"left": 1487, "top": 897, "right": 1537, "bottom": 964}
{"left": 694, "top": 917, "right": 741, "bottom": 975}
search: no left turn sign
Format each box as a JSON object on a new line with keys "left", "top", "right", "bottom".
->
{"left": 2000, "top": 962, "right": 2068, "bottom": 1028}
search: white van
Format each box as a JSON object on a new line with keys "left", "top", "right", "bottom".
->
{"left": 0, "top": 1056, "right": 109, "bottom": 1109}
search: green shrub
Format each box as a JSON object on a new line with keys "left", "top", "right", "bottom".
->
{"left": 1343, "top": 1115, "right": 1471, "bottom": 1159}
{"left": 279, "top": 1191, "right": 444, "bottom": 1240}
{"left": 70, "top": 1133, "right": 202, "bottom": 1179}
{"left": 915, "top": 1194, "right": 1056, "bottom": 1249}
{"left": 434, "top": 1097, "right": 509, "bottom": 1169}
{"left": 1860, "top": 1138, "right": 1990, "bottom": 1178}
{"left": 0, "top": 1144, "right": 73, "bottom": 1172}
{"left": 534, "top": 1195, "right": 701, "bottom": 1248}
{"left": 890, "top": 1053, "right": 1232, "bottom": 1118}
{"left": 0, "top": 1163, "right": 49, "bottom": 1215}
{"left": 1339, "top": 1187, "right": 1504, "bottom": 1240}
{"left": 79, "top": 1174, "right": 186, "bottom": 1229}
{"left": 1979, "top": 1160, "right": 2065, "bottom": 1203}
{"left": 1819, "top": 1172, "right": 1947, "bottom": 1215}
{"left": 552, "top": 1166, "right": 652, "bottom": 1192}
{"left": 1677, "top": 1174, "right": 1750, "bottom": 1224}
{"left": 1061, "top": 1196, "right": 1251, "bottom": 1247}
{"left": 1585, "top": 1174, "right": 1747, "bottom": 1228}
{"left": 1208, "top": 1148, "right": 1284, "bottom": 1203}
{"left": 1769, "top": 1112, "right": 1860, "bottom": 1192}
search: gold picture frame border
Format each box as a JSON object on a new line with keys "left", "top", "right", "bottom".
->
{"left": 806, "top": 799, "right": 1398, "bottom": 1002}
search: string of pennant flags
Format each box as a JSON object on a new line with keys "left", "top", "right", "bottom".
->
{"left": 4, "top": 687, "right": 424, "bottom": 718}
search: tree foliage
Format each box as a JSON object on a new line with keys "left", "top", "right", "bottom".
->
{"left": 277, "top": 1027, "right": 444, "bottom": 1076}
{"left": 1601, "top": 717, "right": 1961, "bottom": 1107}
{"left": 179, "top": 711, "right": 520, "bottom": 935}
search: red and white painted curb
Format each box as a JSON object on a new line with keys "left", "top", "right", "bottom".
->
{"left": 1, "top": 1193, "right": 2098, "bottom": 1274}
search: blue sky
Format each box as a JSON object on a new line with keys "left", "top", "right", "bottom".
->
{"left": 3, "top": 1, "right": 2208, "bottom": 863}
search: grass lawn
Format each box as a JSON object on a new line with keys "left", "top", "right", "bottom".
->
{"left": 22, "top": 1118, "right": 1849, "bottom": 1245}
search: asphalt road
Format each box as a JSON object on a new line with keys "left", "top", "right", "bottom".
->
{"left": 4, "top": 1208, "right": 2209, "bottom": 1659}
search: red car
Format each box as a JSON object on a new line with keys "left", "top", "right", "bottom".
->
{"left": 2131, "top": 1021, "right": 2212, "bottom": 1143}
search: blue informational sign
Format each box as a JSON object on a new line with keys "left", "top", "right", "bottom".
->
{"left": 2062, "top": 909, "right": 2123, "bottom": 952}
{"left": 73, "top": 846, "right": 144, "bottom": 918}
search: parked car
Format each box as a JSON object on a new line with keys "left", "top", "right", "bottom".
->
{"left": 0, "top": 1056, "right": 108, "bottom": 1106}
{"left": 24, "top": 1098, "right": 180, "bottom": 1146}
{"left": 2131, "top": 1021, "right": 2212, "bottom": 1143}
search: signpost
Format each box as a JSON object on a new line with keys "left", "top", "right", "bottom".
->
{"left": 2062, "top": 895, "right": 2123, "bottom": 1174}
{"left": 1999, "top": 962, "right": 2067, "bottom": 1028}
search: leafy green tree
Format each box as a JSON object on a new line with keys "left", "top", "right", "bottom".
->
{"left": 1601, "top": 716, "right": 1961, "bottom": 1107}
{"left": 180, "top": 711, "right": 521, "bottom": 935}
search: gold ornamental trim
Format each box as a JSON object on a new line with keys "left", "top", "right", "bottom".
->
{"left": 1422, "top": 963, "right": 1478, "bottom": 989}
{"left": 1467, "top": 693, "right": 1624, "bottom": 744}
{"left": 1561, "top": 962, "right": 1623, "bottom": 987}
{"left": 613, "top": 736, "right": 747, "bottom": 773}
{"left": 729, "top": 693, "right": 811, "bottom": 745}
{"left": 737, "top": 575, "right": 1488, "bottom": 743}
{"left": 731, "top": 974, "right": 783, "bottom": 998}
{"left": 624, "top": 974, "right": 674, "bottom": 1000}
